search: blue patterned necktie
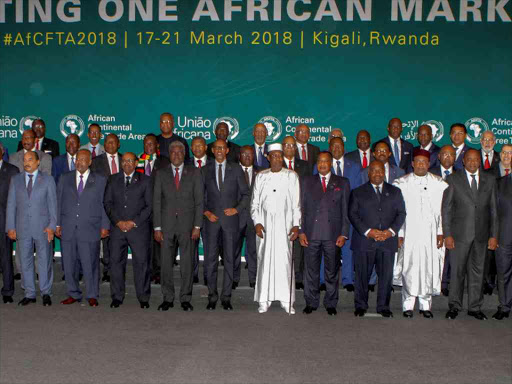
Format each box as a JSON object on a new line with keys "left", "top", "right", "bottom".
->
{"left": 258, "top": 147, "right": 263, "bottom": 167}
{"left": 27, "top": 174, "right": 33, "bottom": 198}
{"left": 336, "top": 161, "right": 342, "bottom": 176}
{"left": 70, "top": 156, "right": 75, "bottom": 171}
{"left": 77, "top": 175, "right": 84, "bottom": 195}
{"left": 444, "top": 170, "right": 450, "bottom": 179}
{"left": 393, "top": 139, "right": 400, "bottom": 166}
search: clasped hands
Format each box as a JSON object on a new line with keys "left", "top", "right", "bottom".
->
{"left": 299, "top": 233, "right": 346, "bottom": 248}
{"left": 255, "top": 224, "right": 299, "bottom": 242}
{"left": 117, "top": 221, "right": 136, "bottom": 233}
{"left": 204, "top": 208, "right": 238, "bottom": 224}
{"left": 367, "top": 229, "right": 393, "bottom": 242}
{"left": 154, "top": 227, "right": 200, "bottom": 243}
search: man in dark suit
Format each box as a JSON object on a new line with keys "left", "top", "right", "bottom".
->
{"left": 91, "top": 133, "right": 123, "bottom": 282}
{"left": 450, "top": 123, "right": 472, "bottom": 171}
{"left": 480, "top": 131, "right": 499, "bottom": 171}
{"left": 349, "top": 160, "right": 406, "bottom": 318}
{"left": 207, "top": 122, "right": 241, "bottom": 163}
{"left": 10, "top": 129, "right": 52, "bottom": 175}
{"left": 253, "top": 123, "right": 270, "bottom": 169}
{"left": 345, "top": 130, "right": 374, "bottom": 170}
{"left": 202, "top": 140, "right": 250, "bottom": 310}
{"left": 378, "top": 118, "right": 413, "bottom": 173}
{"left": 361, "top": 142, "right": 405, "bottom": 185}
{"left": 104, "top": 152, "right": 153, "bottom": 309}
{"left": 300, "top": 152, "right": 350, "bottom": 316}
{"left": 294, "top": 124, "right": 320, "bottom": 166}
{"left": 52, "top": 134, "right": 80, "bottom": 186}
{"left": 415, "top": 124, "right": 440, "bottom": 170}
{"left": 0, "top": 143, "right": 19, "bottom": 303}
{"left": 18, "top": 119, "right": 60, "bottom": 158}
{"left": 486, "top": 145, "right": 512, "bottom": 179}
{"left": 56, "top": 149, "right": 109, "bottom": 307}
{"left": 157, "top": 113, "right": 190, "bottom": 161}
{"left": 443, "top": 149, "right": 498, "bottom": 320}
{"left": 153, "top": 141, "right": 203, "bottom": 312}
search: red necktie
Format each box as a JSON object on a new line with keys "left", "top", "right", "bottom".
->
{"left": 174, "top": 168, "right": 180, "bottom": 189}
{"left": 110, "top": 155, "right": 118, "bottom": 174}
{"left": 197, "top": 159, "right": 202, "bottom": 168}
{"left": 362, "top": 151, "right": 368, "bottom": 168}
{"left": 289, "top": 160, "right": 293, "bottom": 170}
{"left": 36, "top": 138, "right": 40, "bottom": 151}
{"left": 506, "top": 169, "right": 510, "bottom": 176}
{"left": 91, "top": 146, "right": 97, "bottom": 158}
{"left": 302, "top": 145, "right": 307, "bottom": 162}
{"left": 484, "top": 154, "right": 491, "bottom": 169}
{"left": 322, "top": 177, "right": 326, "bottom": 192}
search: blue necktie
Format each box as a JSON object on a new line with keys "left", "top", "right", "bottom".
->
{"left": 444, "top": 170, "right": 450, "bottom": 179}
{"left": 77, "top": 175, "right": 84, "bottom": 196}
{"left": 336, "top": 161, "right": 342, "bottom": 177}
{"left": 27, "top": 174, "right": 33, "bottom": 198}
{"left": 258, "top": 147, "right": 263, "bottom": 167}
{"left": 70, "top": 156, "right": 75, "bottom": 171}
{"left": 393, "top": 139, "right": 400, "bottom": 166}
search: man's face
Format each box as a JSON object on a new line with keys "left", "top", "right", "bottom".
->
{"left": 212, "top": 140, "right": 229, "bottom": 163}
{"left": 66, "top": 135, "right": 80, "bottom": 156}
{"left": 253, "top": 124, "right": 267, "bottom": 146}
{"left": 121, "top": 153, "right": 137, "bottom": 175}
{"left": 417, "top": 125, "right": 433, "bottom": 148}
{"left": 32, "top": 120, "right": 46, "bottom": 139}
{"left": 144, "top": 136, "right": 157, "bottom": 156}
{"left": 191, "top": 138, "right": 207, "bottom": 159}
{"left": 88, "top": 125, "right": 101, "bottom": 145}
{"left": 169, "top": 145, "right": 185, "bottom": 167}
{"left": 438, "top": 146, "right": 456, "bottom": 169}
{"left": 356, "top": 131, "right": 371, "bottom": 151}
{"left": 22, "top": 130, "right": 36, "bottom": 151}
{"left": 317, "top": 153, "right": 332, "bottom": 176}
{"left": 463, "top": 150, "right": 481, "bottom": 174}
{"left": 23, "top": 151, "right": 40, "bottom": 173}
{"left": 373, "top": 143, "right": 391, "bottom": 164}
{"left": 295, "top": 125, "right": 310, "bottom": 145}
{"left": 387, "top": 118, "right": 403, "bottom": 140}
{"left": 329, "top": 138, "right": 344, "bottom": 160}
{"left": 160, "top": 114, "right": 174, "bottom": 135}
{"left": 268, "top": 150, "right": 283, "bottom": 171}
{"left": 104, "top": 135, "right": 120, "bottom": 155}
{"left": 450, "top": 126, "right": 466, "bottom": 147}
{"left": 413, "top": 155, "right": 430, "bottom": 176}
{"left": 240, "top": 147, "right": 254, "bottom": 167}
{"left": 480, "top": 132, "right": 496, "bottom": 153}
{"left": 76, "top": 151, "right": 92, "bottom": 174}
{"left": 215, "top": 123, "right": 229, "bottom": 141}
{"left": 368, "top": 161, "right": 385, "bottom": 185}
{"left": 500, "top": 146, "right": 512, "bottom": 168}
{"left": 282, "top": 137, "right": 296, "bottom": 159}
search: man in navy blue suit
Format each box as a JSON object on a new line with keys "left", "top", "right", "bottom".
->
{"left": 345, "top": 130, "right": 373, "bottom": 170}
{"left": 300, "top": 152, "right": 350, "bottom": 316}
{"left": 349, "top": 161, "right": 406, "bottom": 317}
{"left": 52, "top": 134, "right": 80, "bottom": 185}
{"left": 378, "top": 118, "right": 414, "bottom": 173}
{"left": 450, "top": 123, "right": 472, "bottom": 171}
{"left": 414, "top": 124, "right": 440, "bottom": 170}
{"left": 252, "top": 123, "right": 269, "bottom": 169}
{"left": 56, "top": 149, "right": 110, "bottom": 307}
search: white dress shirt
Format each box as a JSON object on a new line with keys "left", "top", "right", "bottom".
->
{"left": 440, "top": 165, "right": 454, "bottom": 180}
{"left": 481, "top": 149, "right": 494, "bottom": 165}
{"left": 284, "top": 157, "right": 295, "bottom": 170}
{"left": 67, "top": 152, "right": 76, "bottom": 170}
{"left": 466, "top": 169, "right": 479, "bottom": 188}
{"left": 453, "top": 145, "right": 464, "bottom": 160}
{"left": 389, "top": 136, "right": 402, "bottom": 161}
{"left": 215, "top": 160, "right": 226, "bottom": 188}
{"left": 298, "top": 143, "right": 308, "bottom": 161}
{"left": 421, "top": 142, "right": 433, "bottom": 151}
{"left": 332, "top": 157, "right": 344, "bottom": 177}
{"left": 319, "top": 172, "right": 331, "bottom": 185}
{"left": 358, "top": 149, "right": 370, "bottom": 165}
{"left": 194, "top": 155, "right": 207, "bottom": 168}
{"left": 171, "top": 163, "right": 184, "bottom": 181}
{"left": 108, "top": 153, "right": 120, "bottom": 174}
{"left": 241, "top": 164, "right": 254, "bottom": 186}
{"left": 76, "top": 168, "right": 90, "bottom": 188}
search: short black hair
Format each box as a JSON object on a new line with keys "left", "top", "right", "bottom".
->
{"left": 317, "top": 151, "right": 333, "bottom": 162}
{"left": 144, "top": 133, "right": 157, "bottom": 140}
{"left": 372, "top": 140, "right": 391, "bottom": 153}
{"left": 450, "top": 123, "right": 467, "bottom": 134}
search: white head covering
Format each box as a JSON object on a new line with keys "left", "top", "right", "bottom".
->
{"left": 267, "top": 143, "right": 283, "bottom": 153}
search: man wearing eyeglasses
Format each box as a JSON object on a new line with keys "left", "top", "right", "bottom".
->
{"left": 480, "top": 131, "right": 500, "bottom": 171}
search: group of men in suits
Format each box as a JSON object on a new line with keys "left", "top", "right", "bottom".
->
{"left": 0, "top": 114, "right": 511, "bottom": 321}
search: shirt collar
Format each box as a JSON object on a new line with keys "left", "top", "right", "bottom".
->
{"left": 240, "top": 164, "right": 253, "bottom": 171}
{"left": 371, "top": 182, "right": 383, "bottom": 189}
{"left": 0, "top": 160, "right": 3, "bottom": 169}
{"left": 421, "top": 142, "right": 433, "bottom": 151}
{"left": 109, "top": 152, "right": 118, "bottom": 158}
{"left": 388, "top": 136, "right": 400, "bottom": 144}
{"left": 466, "top": 169, "right": 479, "bottom": 177}
{"left": 78, "top": 169, "right": 90, "bottom": 178}
{"left": 215, "top": 159, "right": 227, "bottom": 167}
{"left": 172, "top": 163, "right": 184, "bottom": 172}
{"left": 27, "top": 169, "right": 39, "bottom": 178}
{"left": 195, "top": 155, "right": 207, "bottom": 163}
{"left": 124, "top": 171, "right": 135, "bottom": 178}
{"left": 441, "top": 165, "right": 453, "bottom": 173}
{"left": 67, "top": 152, "right": 76, "bottom": 160}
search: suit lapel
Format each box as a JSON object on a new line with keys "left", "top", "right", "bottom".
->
{"left": 82, "top": 171, "right": 95, "bottom": 195}
{"left": 459, "top": 171, "right": 476, "bottom": 202}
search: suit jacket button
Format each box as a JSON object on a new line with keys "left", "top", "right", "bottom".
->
{"left": 124, "top": 206, "right": 127, "bottom": 208}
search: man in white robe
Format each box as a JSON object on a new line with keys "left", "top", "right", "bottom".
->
{"left": 251, "top": 143, "right": 301, "bottom": 314}
{"left": 393, "top": 148, "right": 448, "bottom": 318}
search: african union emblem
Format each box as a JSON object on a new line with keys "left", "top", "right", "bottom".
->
{"left": 213, "top": 116, "right": 240, "bottom": 140}
{"left": 60, "top": 115, "right": 85, "bottom": 138}
{"left": 422, "top": 120, "right": 444, "bottom": 142}
{"left": 465, "top": 117, "right": 489, "bottom": 145}
{"left": 258, "top": 116, "right": 282, "bottom": 142}
{"left": 19, "top": 115, "right": 39, "bottom": 134}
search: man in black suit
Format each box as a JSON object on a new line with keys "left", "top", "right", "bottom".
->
{"left": 0, "top": 143, "right": 19, "bottom": 303}
{"left": 157, "top": 113, "right": 190, "bottom": 161}
{"left": 91, "top": 133, "right": 123, "bottom": 282}
{"left": 294, "top": 124, "right": 320, "bottom": 166}
{"left": 450, "top": 123, "right": 472, "bottom": 171}
{"left": 153, "top": 141, "right": 203, "bottom": 312}
{"left": 207, "top": 122, "right": 241, "bottom": 163}
{"left": 480, "top": 131, "right": 499, "bottom": 171}
{"left": 104, "top": 152, "right": 153, "bottom": 309}
{"left": 202, "top": 140, "right": 250, "bottom": 310}
{"left": 378, "top": 118, "right": 413, "bottom": 173}
{"left": 443, "top": 149, "right": 498, "bottom": 320}
{"left": 18, "top": 119, "right": 60, "bottom": 158}
{"left": 253, "top": 123, "right": 269, "bottom": 169}
{"left": 349, "top": 161, "right": 406, "bottom": 318}
{"left": 300, "top": 152, "right": 350, "bottom": 316}
{"left": 345, "top": 130, "right": 373, "bottom": 170}
{"left": 414, "top": 124, "right": 440, "bottom": 170}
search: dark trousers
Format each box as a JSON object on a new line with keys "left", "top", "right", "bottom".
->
{"left": 496, "top": 244, "right": 512, "bottom": 312}
{"left": 441, "top": 248, "right": 451, "bottom": 290}
{"left": 234, "top": 224, "right": 257, "bottom": 285}
{"left": 448, "top": 240, "right": 487, "bottom": 312}
{"left": 101, "top": 237, "right": 110, "bottom": 274}
{"left": 161, "top": 231, "right": 195, "bottom": 303}
{"left": 150, "top": 232, "right": 162, "bottom": 278}
{"left": 61, "top": 237, "right": 100, "bottom": 300}
{"left": 193, "top": 230, "right": 207, "bottom": 282}
{"left": 109, "top": 232, "right": 151, "bottom": 303}
{"left": 0, "top": 235, "right": 14, "bottom": 297}
{"left": 484, "top": 249, "right": 497, "bottom": 289}
{"left": 354, "top": 248, "right": 395, "bottom": 312}
{"left": 293, "top": 238, "right": 304, "bottom": 283}
{"left": 204, "top": 222, "right": 238, "bottom": 303}
{"left": 304, "top": 240, "right": 340, "bottom": 309}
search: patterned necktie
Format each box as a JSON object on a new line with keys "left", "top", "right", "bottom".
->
{"left": 77, "top": 175, "right": 84, "bottom": 196}
{"left": 245, "top": 167, "right": 250, "bottom": 186}
{"left": 258, "top": 147, "right": 263, "bottom": 167}
{"left": 174, "top": 168, "right": 180, "bottom": 189}
{"left": 145, "top": 161, "right": 151, "bottom": 176}
{"left": 91, "top": 147, "right": 96, "bottom": 158}
{"left": 218, "top": 164, "right": 223, "bottom": 191}
{"left": 322, "top": 177, "right": 327, "bottom": 192}
{"left": 362, "top": 151, "right": 368, "bottom": 168}
{"left": 336, "top": 160, "right": 342, "bottom": 176}
{"left": 197, "top": 159, "right": 202, "bottom": 168}
{"left": 125, "top": 176, "right": 131, "bottom": 188}
{"left": 393, "top": 139, "right": 400, "bottom": 166}
{"left": 302, "top": 145, "right": 307, "bottom": 162}
{"left": 27, "top": 174, "right": 33, "bottom": 198}
{"left": 471, "top": 174, "right": 478, "bottom": 197}
{"left": 444, "top": 170, "right": 450, "bottom": 179}
{"left": 111, "top": 156, "right": 118, "bottom": 174}
{"left": 376, "top": 185, "right": 382, "bottom": 202}
{"left": 484, "top": 154, "right": 491, "bottom": 169}
{"left": 289, "top": 160, "right": 293, "bottom": 170}
{"left": 70, "top": 156, "right": 75, "bottom": 171}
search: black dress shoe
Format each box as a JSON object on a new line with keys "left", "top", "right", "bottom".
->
{"left": 403, "top": 310, "right": 413, "bottom": 318}
{"left": 467, "top": 311, "right": 487, "bottom": 320}
{"left": 181, "top": 302, "right": 194, "bottom": 311}
{"left": 445, "top": 308, "right": 458, "bottom": 319}
{"left": 319, "top": 283, "right": 326, "bottom": 291}
{"left": 354, "top": 308, "right": 366, "bottom": 317}
{"left": 232, "top": 282, "right": 238, "bottom": 290}
{"left": 420, "top": 310, "right": 434, "bottom": 318}
{"left": 378, "top": 310, "right": 393, "bottom": 318}
{"left": 193, "top": 276, "right": 199, "bottom": 284}
{"left": 303, "top": 305, "right": 316, "bottom": 314}
{"left": 368, "top": 284, "right": 375, "bottom": 292}
{"left": 110, "top": 299, "right": 122, "bottom": 308}
{"left": 244, "top": 263, "right": 248, "bottom": 269}
{"left": 326, "top": 307, "right": 337, "bottom": 316}
{"left": 295, "top": 282, "right": 304, "bottom": 290}
{"left": 18, "top": 297, "right": 36, "bottom": 306}
{"left": 102, "top": 272, "right": 110, "bottom": 283}
{"left": 14, "top": 273, "right": 21, "bottom": 281}
{"left": 42, "top": 295, "right": 52, "bottom": 306}
{"left": 441, "top": 288, "right": 449, "bottom": 297}
{"left": 483, "top": 284, "right": 494, "bottom": 296}
{"left": 140, "top": 301, "right": 150, "bottom": 309}
{"left": 206, "top": 301, "right": 216, "bottom": 310}
{"left": 492, "top": 310, "right": 510, "bottom": 320}
{"left": 158, "top": 301, "right": 173, "bottom": 311}
{"left": 249, "top": 282, "right": 256, "bottom": 289}
{"left": 61, "top": 275, "right": 66, "bottom": 281}
{"left": 344, "top": 284, "right": 354, "bottom": 292}
{"left": 221, "top": 301, "right": 233, "bottom": 311}
{"left": 79, "top": 274, "right": 83, "bottom": 282}
{"left": 3, "top": 296, "right": 13, "bottom": 304}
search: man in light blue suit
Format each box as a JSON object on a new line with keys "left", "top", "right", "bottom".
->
{"left": 6, "top": 151, "right": 57, "bottom": 306}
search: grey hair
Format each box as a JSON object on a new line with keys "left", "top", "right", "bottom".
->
{"left": 169, "top": 141, "right": 185, "bottom": 154}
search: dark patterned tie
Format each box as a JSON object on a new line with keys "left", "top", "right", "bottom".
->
{"left": 376, "top": 185, "right": 382, "bottom": 202}
{"left": 125, "top": 176, "right": 131, "bottom": 188}
{"left": 336, "top": 160, "right": 342, "bottom": 176}
{"left": 471, "top": 174, "right": 478, "bottom": 197}
{"left": 218, "top": 164, "right": 223, "bottom": 191}
{"left": 27, "top": 174, "right": 33, "bottom": 198}
{"left": 77, "top": 175, "right": 84, "bottom": 196}
{"left": 245, "top": 167, "right": 250, "bottom": 186}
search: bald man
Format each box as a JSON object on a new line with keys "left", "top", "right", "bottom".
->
{"left": 480, "top": 131, "right": 499, "bottom": 171}
{"left": 157, "top": 113, "right": 190, "bottom": 161}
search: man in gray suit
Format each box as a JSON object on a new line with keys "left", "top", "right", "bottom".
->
{"left": 10, "top": 129, "right": 52, "bottom": 175}
{"left": 443, "top": 149, "right": 498, "bottom": 320}
{"left": 153, "top": 142, "right": 203, "bottom": 311}
{"left": 6, "top": 151, "right": 57, "bottom": 306}
{"left": 56, "top": 149, "right": 110, "bottom": 307}
{"left": 79, "top": 123, "right": 105, "bottom": 159}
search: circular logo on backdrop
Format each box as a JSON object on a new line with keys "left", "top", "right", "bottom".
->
{"left": 213, "top": 117, "right": 240, "bottom": 140}
{"left": 60, "top": 115, "right": 85, "bottom": 138}
{"left": 258, "top": 116, "right": 282, "bottom": 142}
{"left": 19, "top": 116, "right": 39, "bottom": 134}
{"left": 422, "top": 120, "right": 444, "bottom": 142}
{"left": 464, "top": 117, "right": 489, "bottom": 145}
